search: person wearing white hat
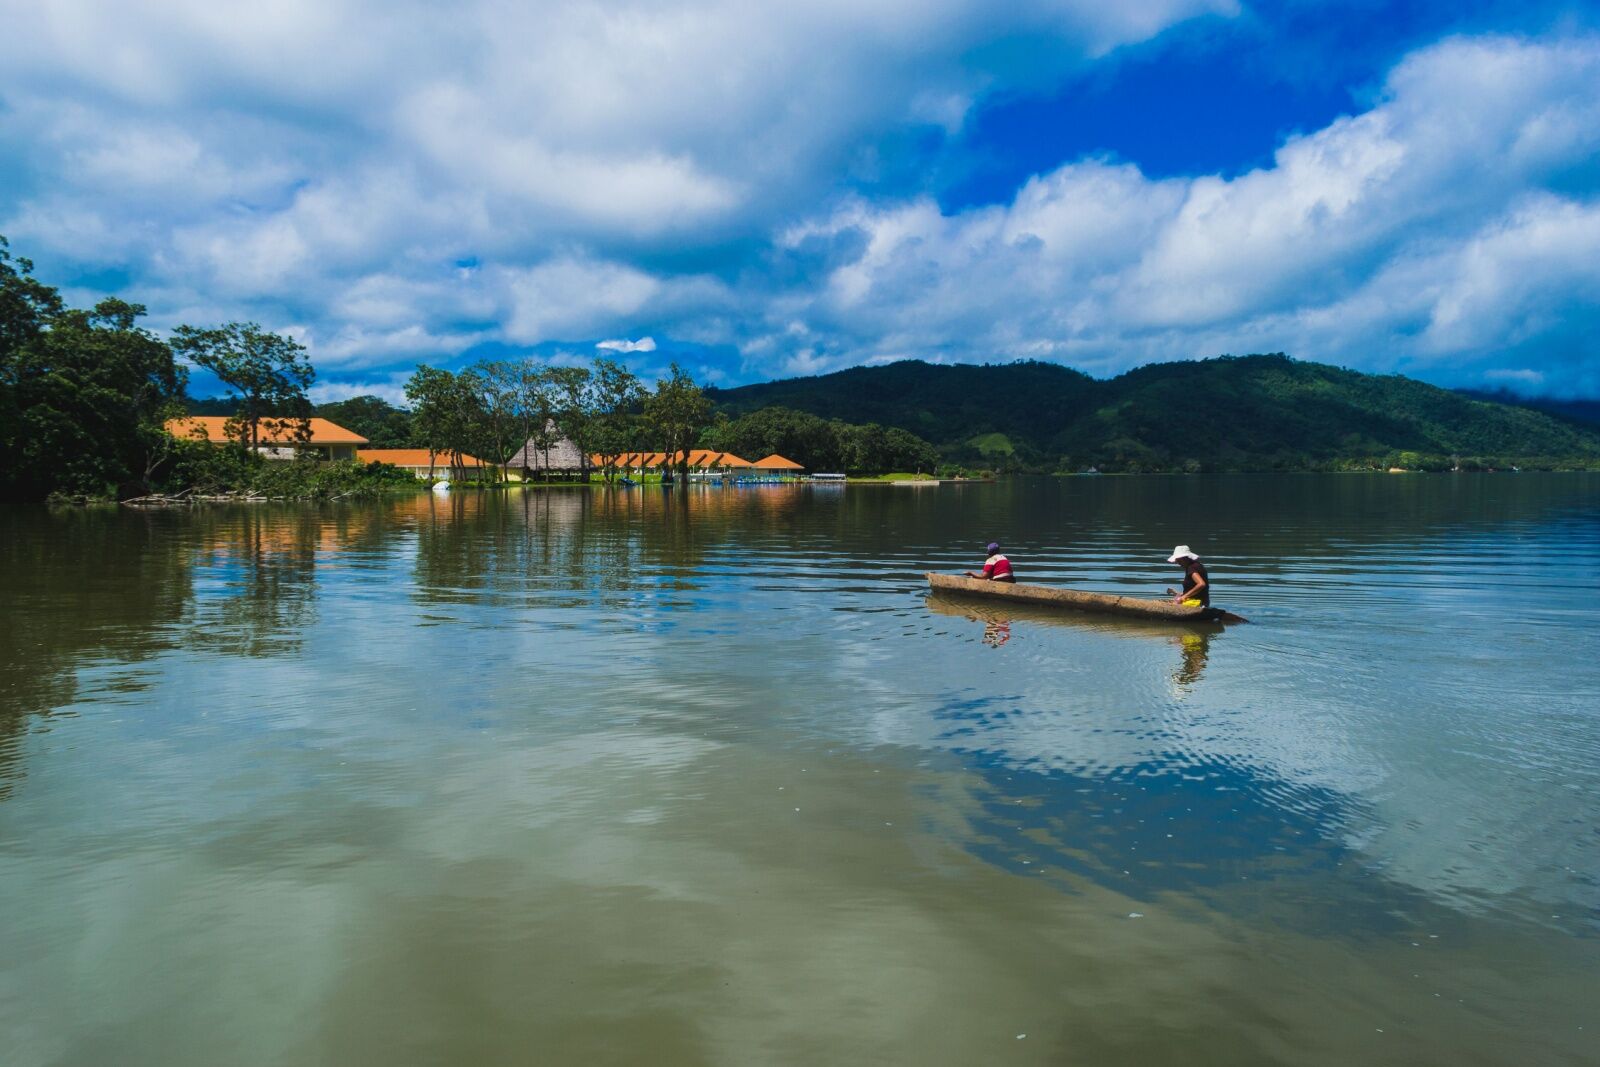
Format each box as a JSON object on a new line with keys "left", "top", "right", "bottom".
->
{"left": 1167, "top": 545, "right": 1209, "bottom": 607}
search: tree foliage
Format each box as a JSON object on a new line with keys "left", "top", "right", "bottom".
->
{"left": 404, "top": 365, "right": 480, "bottom": 477}
{"left": 703, "top": 406, "right": 938, "bottom": 474}
{"left": 643, "top": 363, "right": 714, "bottom": 483}
{"left": 585, "top": 358, "right": 646, "bottom": 481}
{"left": 315, "top": 395, "right": 415, "bottom": 448}
{"left": 170, "top": 322, "right": 315, "bottom": 449}
{"left": 1, "top": 238, "right": 188, "bottom": 500}
{"left": 711, "top": 355, "right": 1600, "bottom": 472}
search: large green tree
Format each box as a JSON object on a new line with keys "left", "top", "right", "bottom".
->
{"left": 465, "top": 360, "right": 526, "bottom": 482}
{"left": 170, "top": 322, "right": 315, "bottom": 450}
{"left": 405, "top": 364, "right": 483, "bottom": 479}
{"left": 543, "top": 365, "right": 594, "bottom": 479}
{"left": 1, "top": 238, "right": 188, "bottom": 499}
{"left": 0, "top": 236, "right": 62, "bottom": 357}
{"left": 644, "top": 363, "right": 713, "bottom": 484}
{"left": 507, "top": 358, "right": 555, "bottom": 468}
{"left": 586, "top": 358, "right": 646, "bottom": 482}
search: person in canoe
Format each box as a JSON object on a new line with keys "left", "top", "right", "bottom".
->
{"left": 1168, "top": 545, "right": 1209, "bottom": 606}
{"left": 965, "top": 542, "right": 1015, "bottom": 583}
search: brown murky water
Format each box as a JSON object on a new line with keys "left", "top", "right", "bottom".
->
{"left": 2, "top": 475, "right": 1597, "bottom": 1065}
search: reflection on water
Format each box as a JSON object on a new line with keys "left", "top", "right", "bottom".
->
{"left": 1172, "top": 630, "right": 1210, "bottom": 688}
{"left": 982, "top": 618, "right": 1011, "bottom": 648}
{"left": 1, "top": 475, "right": 1598, "bottom": 1066}
{"left": 927, "top": 593, "right": 1219, "bottom": 688}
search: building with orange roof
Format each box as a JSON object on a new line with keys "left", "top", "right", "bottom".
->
{"left": 590, "top": 450, "right": 759, "bottom": 477}
{"left": 752, "top": 454, "right": 805, "bottom": 471}
{"left": 358, "top": 449, "right": 495, "bottom": 480}
{"left": 166, "top": 416, "right": 368, "bottom": 461}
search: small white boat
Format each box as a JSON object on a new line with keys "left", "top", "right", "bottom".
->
{"left": 432, "top": 480, "right": 450, "bottom": 493}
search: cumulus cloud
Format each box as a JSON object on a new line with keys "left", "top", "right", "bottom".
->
{"left": 0, "top": 4, "right": 1596, "bottom": 394}
{"left": 597, "top": 337, "right": 657, "bottom": 353}
{"left": 748, "top": 35, "right": 1600, "bottom": 392}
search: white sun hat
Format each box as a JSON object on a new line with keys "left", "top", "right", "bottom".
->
{"left": 1167, "top": 545, "right": 1199, "bottom": 563}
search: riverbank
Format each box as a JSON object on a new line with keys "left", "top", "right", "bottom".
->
{"left": 844, "top": 471, "right": 996, "bottom": 483}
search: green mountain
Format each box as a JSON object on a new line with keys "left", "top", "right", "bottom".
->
{"left": 1455, "top": 388, "right": 1600, "bottom": 427}
{"left": 708, "top": 355, "right": 1600, "bottom": 472}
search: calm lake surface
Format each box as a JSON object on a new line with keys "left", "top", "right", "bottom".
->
{"left": 2, "top": 475, "right": 1598, "bottom": 1066}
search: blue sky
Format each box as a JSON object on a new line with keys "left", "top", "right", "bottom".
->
{"left": 2, "top": 0, "right": 1598, "bottom": 400}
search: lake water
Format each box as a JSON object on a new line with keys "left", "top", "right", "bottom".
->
{"left": 2, "top": 474, "right": 1597, "bottom": 1066}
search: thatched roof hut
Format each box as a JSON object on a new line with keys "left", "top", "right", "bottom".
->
{"left": 508, "top": 421, "right": 589, "bottom": 475}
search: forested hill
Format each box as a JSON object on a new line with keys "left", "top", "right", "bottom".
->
{"left": 707, "top": 355, "right": 1600, "bottom": 472}
{"left": 1455, "top": 388, "right": 1600, "bottom": 427}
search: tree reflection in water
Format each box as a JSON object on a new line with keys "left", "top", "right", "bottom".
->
{"left": 185, "top": 508, "right": 322, "bottom": 657}
{"left": 0, "top": 507, "right": 194, "bottom": 798}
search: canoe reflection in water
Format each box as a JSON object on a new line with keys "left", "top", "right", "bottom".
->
{"left": 927, "top": 592, "right": 1221, "bottom": 686}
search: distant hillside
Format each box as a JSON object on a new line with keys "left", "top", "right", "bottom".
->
{"left": 709, "top": 355, "right": 1600, "bottom": 472}
{"left": 186, "top": 396, "right": 241, "bottom": 416}
{"left": 1455, "top": 388, "right": 1600, "bottom": 427}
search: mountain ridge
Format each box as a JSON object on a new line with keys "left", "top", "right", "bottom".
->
{"left": 707, "top": 355, "right": 1600, "bottom": 472}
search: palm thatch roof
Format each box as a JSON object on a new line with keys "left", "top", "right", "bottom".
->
{"left": 507, "top": 421, "right": 589, "bottom": 472}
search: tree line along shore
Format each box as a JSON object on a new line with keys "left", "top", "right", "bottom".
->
{"left": 1, "top": 235, "right": 941, "bottom": 503}
{"left": 5, "top": 233, "right": 1598, "bottom": 505}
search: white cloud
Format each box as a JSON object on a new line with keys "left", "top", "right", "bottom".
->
{"left": 597, "top": 337, "right": 657, "bottom": 353}
{"left": 1, "top": 7, "right": 1597, "bottom": 394}
{"left": 308, "top": 376, "right": 412, "bottom": 406}
{"left": 500, "top": 259, "right": 663, "bottom": 341}
{"left": 304, "top": 323, "right": 486, "bottom": 368}
{"left": 0, "top": 0, "right": 1230, "bottom": 245}
{"left": 746, "top": 35, "right": 1600, "bottom": 391}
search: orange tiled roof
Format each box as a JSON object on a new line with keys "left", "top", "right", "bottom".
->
{"left": 590, "top": 452, "right": 646, "bottom": 467}
{"left": 358, "top": 449, "right": 487, "bottom": 467}
{"left": 166, "top": 416, "right": 368, "bottom": 445}
{"left": 591, "top": 450, "right": 756, "bottom": 469}
{"left": 752, "top": 453, "right": 804, "bottom": 470}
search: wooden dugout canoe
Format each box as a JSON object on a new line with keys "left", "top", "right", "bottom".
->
{"left": 926, "top": 573, "right": 1247, "bottom": 624}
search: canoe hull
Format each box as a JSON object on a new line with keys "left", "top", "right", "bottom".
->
{"left": 926, "top": 573, "right": 1244, "bottom": 623}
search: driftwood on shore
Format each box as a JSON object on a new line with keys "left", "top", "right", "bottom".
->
{"left": 120, "top": 488, "right": 361, "bottom": 506}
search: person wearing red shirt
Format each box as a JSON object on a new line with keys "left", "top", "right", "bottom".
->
{"left": 966, "top": 542, "right": 1015, "bottom": 583}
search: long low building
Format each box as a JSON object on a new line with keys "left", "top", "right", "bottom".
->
{"left": 589, "top": 450, "right": 808, "bottom": 479}
{"left": 358, "top": 449, "right": 494, "bottom": 479}
{"left": 166, "top": 416, "right": 367, "bottom": 461}
{"left": 591, "top": 450, "right": 758, "bottom": 472}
